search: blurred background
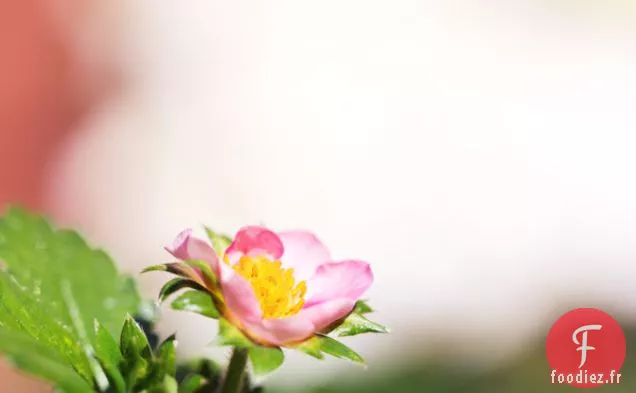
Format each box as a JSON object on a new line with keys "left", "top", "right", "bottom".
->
{"left": 2, "top": 0, "right": 636, "bottom": 391}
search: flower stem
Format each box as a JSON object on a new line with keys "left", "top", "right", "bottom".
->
{"left": 220, "top": 348, "right": 249, "bottom": 393}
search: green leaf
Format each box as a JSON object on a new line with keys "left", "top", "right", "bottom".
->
{"left": 147, "top": 375, "right": 178, "bottom": 393}
{"left": 215, "top": 318, "right": 253, "bottom": 348}
{"left": 95, "top": 356, "right": 126, "bottom": 393}
{"left": 316, "top": 335, "right": 365, "bottom": 364}
{"left": 248, "top": 346, "right": 285, "bottom": 376}
{"left": 171, "top": 290, "right": 220, "bottom": 319}
{"left": 331, "top": 313, "right": 389, "bottom": 337}
{"left": 176, "top": 358, "right": 221, "bottom": 385}
{"left": 124, "top": 356, "right": 151, "bottom": 392}
{"left": 120, "top": 315, "right": 153, "bottom": 389}
{"left": 155, "top": 335, "right": 178, "bottom": 378}
{"left": 0, "top": 208, "right": 141, "bottom": 336}
{"left": 94, "top": 320, "right": 123, "bottom": 369}
{"left": 204, "top": 226, "right": 232, "bottom": 257}
{"left": 0, "top": 208, "right": 141, "bottom": 389}
{"left": 120, "top": 315, "right": 153, "bottom": 361}
{"left": 179, "top": 374, "right": 204, "bottom": 393}
{"left": 139, "top": 335, "right": 178, "bottom": 392}
{"left": 0, "top": 330, "right": 93, "bottom": 393}
{"left": 176, "top": 359, "right": 222, "bottom": 393}
{"left": 353, "top": 300, "right": 373, "bottom": 314}
{"left": 94, "top": 320, "right": 125, "bottom": 393}
{"left": 0, "top": 274, "right": 94, "bottom": 382}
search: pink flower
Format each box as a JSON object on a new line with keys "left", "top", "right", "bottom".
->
{"left": 165, "top": 226, "right": 373, "bottom": 347}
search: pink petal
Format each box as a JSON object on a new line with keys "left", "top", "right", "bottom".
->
{"left": 278, "top": 230, "right": 331, "bottom": 281}
{"left": 219, "top": 263, "right": 263, "bottom": 323}
{"left": 244, "top": 316, "right": 315, "bottom": 347}
{"left": 243, "top": 298, "right": 354, "bottom": 346}
{"left": 225, "top": 226, "right": 284, "bottom": 265}
{"left": 165, "top": 229, "right": 219, "bottom": 273}
{"left": 305, "top": 260, "right": 373, "bottom": 307}
{"left": 297, "top": 298, "right": 355, "bottom": 332}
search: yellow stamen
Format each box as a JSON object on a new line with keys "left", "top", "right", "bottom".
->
{"left": 230, "top": 255, "right": 306, "bottom": 319}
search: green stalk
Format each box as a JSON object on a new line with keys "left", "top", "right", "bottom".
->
{"left": 220, "top": 348, "right": 249, "bottom": 393}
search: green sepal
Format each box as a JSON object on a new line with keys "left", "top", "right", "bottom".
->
{"left": 183, "top": 259, "right": 217, "bottom": 286}
{"left": 142, "top": 262, "right": 193, "bottom": 277}
{"left": 171, "top": 290, "right": 220, "bottom": 319}
{"left": 119, "top": 315, "right": 153, "bottom": 389}
{"left": 353, "top": 300, "right": 373, "bottom": 314}
{"left": 214, "top": 318, "right": 253, "bottom": 348}
{"left": 331, "top": 313, "right": 389, "bottom": 337}
{"left": 248, "top": 346, "right": 285, "bottom": 376}
{"left": 141, "top": 264, "right": 171, "bottom": 273}
{"left": 315, "top": 335, "right": 364, "bottom": 364}
{"left": 293, "top": 337, "right": 324, "bottom": 360}
{"left": 142, "top": 263, "right": 203, "bottom": 284}
{"left": 204, "top": 226, "right": 233, "bottom": 257}
{"left": 294, "top": 335, "right": 364, "bottom": 364}
{"left": 158, "top": 278, "right": 205, "bottom": 302}
{"left": 323, "top": 300, "right": 388, "bottom": 337}
{"left": 93, "top": 320, "right": 125, "bottom": 393}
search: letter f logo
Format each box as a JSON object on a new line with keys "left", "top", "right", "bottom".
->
{"left": 573, "top": 324, "right": 602, "bottom": 368}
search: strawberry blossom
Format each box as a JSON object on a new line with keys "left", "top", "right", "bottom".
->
{"left": 165, "top": 226, "right": 374, "bottom": 347}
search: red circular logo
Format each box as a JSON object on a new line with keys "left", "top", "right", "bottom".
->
{"left": 546, "top": 308, "right": 626, "bottom": 388}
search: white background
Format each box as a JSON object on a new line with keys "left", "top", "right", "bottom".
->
{"left": 48, "top": 0, "right": 636, "bottom": 387}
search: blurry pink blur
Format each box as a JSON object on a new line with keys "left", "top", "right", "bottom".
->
{"left": 0, "top": 0, "right": 116, "bottom": 391}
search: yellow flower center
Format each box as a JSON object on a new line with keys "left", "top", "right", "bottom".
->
{"left": 230, "top": 255, "right": 307, "bottom": 319}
